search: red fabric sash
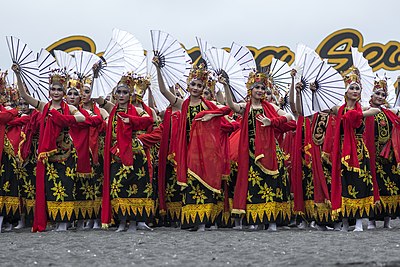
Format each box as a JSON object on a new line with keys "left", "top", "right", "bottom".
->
{"left": 364, "top": 108, "right": 400, "bottom": 203}
{"left": 176, "top": 98, "right": 216, "bottom": 187}
{"left": 0, "top": 106, "right": 18, "bottom": 166}
{"left": 291, "top": 116, "right": 307, "bottom": 212}
{"left": 331, "top": 103, "right": 364, "bottom": 212}
{"left": 232, "top": 100, "right": 284, "bottom": 213}
{"left": 69, "top": 108, "right": 103, "bottom": 175}
{"left": 33, "top": 101, "right": 70, "bottom": 232}
{"left": 87, "top": 104, "right": 105, "bottom": 165}
{"left": 156, "top": 106, "right": 172, "bottom": 213}
{"left": 101, "top": 104, "right": 153, "bottom": 225}
{"left": 20, "top": 110, "right": 40, "bottom": 161}
{"left": 322, "top": 115, "right": 336, "bottom": 163}
{"left": 186, "top": 111, "right": 225, "bottom": 192}
{"left": 7, "top": 115, "right": 30, "bottom": 156}
{"left": 310, "top": 114, "right": 330, "bottom": 204}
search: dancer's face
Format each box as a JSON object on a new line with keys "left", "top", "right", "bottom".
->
{"left": 19, "top": 98, "right": 30, "bottom": 114}
{"left": 265, "top": 90, "right": 272, "bottom": 102}
{"left": 49, "top": 84, "right": 64, "bottom": 101}
{"left": 346, "top": 83, "right": 361, "bottom": 101}
{"left": 115, "top": 86, "right": 130, "bottom": 105}
{"left": 66, "top": 88, "right": 80, "bottom": 106}
{"left": 81, "top": 86, "right": 92, "bottom": 104}
{"left": 188, "top": 79, "right": 204, "bottom": 97}
{"left": 251, "top": 84, "right": 266, "bottom": 100}
{"left": 203, "top": 88, "right": 213, "bottom": 100}
{"left": 371, "top": 89, "right": 386, "bottom": 106}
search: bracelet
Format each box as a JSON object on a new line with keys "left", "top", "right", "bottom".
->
{"left": 172, "top": 97, "right": 178, "bottom": 106}
{"left": 34, "top": 100, "right": 40, "bottom": 109}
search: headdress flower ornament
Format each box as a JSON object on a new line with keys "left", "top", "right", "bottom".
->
{"left": 187, "top": 63, "right": 209, "bottom": 84}
{"left": 49, "top": 68, "right": 69, "bottom": 90}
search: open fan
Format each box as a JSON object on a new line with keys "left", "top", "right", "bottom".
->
{"left": 91, "top": 39, "right": 125, "bottom": 98}
{"left": 71, "top": 50, "right": 100, "bottom": 79}
{"left": 269, "top": 58, "right": 292, "bottom": 98}
{"left": 37, "top": 48, "right": 58, "bottom": 101}
{"left": 54, "top": 50, "right": 75, "bottom": 74}
{"left": 310, "top": 60, "right": 346, "bottom": 113}
{"left": 230, "top": 42, "right": 256, "bottom": 78}
{"left": 137, "top": 51, "right": 170, "bottom": 111}
{"left": 112, "top": 28, "right": 145, "bottom": 72}
{"left": 195, "top": 37, "right": 215, "bottom": 67}
{"left": 386, "top": 79, "right": 397, "bottom": 107}
{"left": 6, "top": 36, "right": 40, "bottom": 100}
{"left": 280, "top": 92, "right": 295, "bottom": 119}
{"left": 351, "top": 47, "right": 374, "bottom": 106}
{"left": 294, "top": 43, "right": 320, "bottom": 80}
{"left": 150, "top": 30, "right": 188, "bottom": 88}
{"left": 297, "top": 52, "right": 324, "bottom": 117}
{"left": 205, "top": 48, "right": 247, "bottom": 102}
{"left": 175, "top": 49, "right": 192, "bottom": 94}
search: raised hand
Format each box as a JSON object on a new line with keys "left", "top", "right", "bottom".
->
{"left": 256, "top": 114, "right": 271, "bottom": 126}
{"left": 152, "top": 56, "right": 161, "bottom": 69}
{"left": 11, "top": 63, "right": 20, "bottom": 74}
{"left": 290, "top": 69, "right": 297, "bottom": 78}
{"left": 117, "top": 113, "right": 130, "bottom": 124}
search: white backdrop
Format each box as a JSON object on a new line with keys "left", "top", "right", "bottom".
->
{"left": 0, "top": 0, "right": 399, "bottom": 79}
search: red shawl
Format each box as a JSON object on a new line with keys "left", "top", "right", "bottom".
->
{"left": 364, "top": 108, "right": 400, "bottom": 203}
{"left": 87, "top": 104, "right": 105, "bottom": 165}
{"left": 232, "top": 100, "right": 287, "bottom": 213}
{"left": 291, "top": 116, "right": 309, "bottom": 213}
{"left": 322, "top": 115, "right": 336, "bottom": 164}
{"left": 310, "top": 114, "right": 330, "bottom": 204}
{"left": 7, "top": 115, "right": 30, "bottom": 156}
{"left": 186, "top": 110, "right": 235, "bottom": 193}
{"left": 0, "top": 106, "right": 18, "bottom": 165}
{"left": 331, "top": 103, "right": 365, "bottom": 212}
{"left": 176, "top": 98, "right": 231, "bottom": 188}
{"left": 19, "top": 110, "right": 41, "bottom": 162}
{"left": 33, "top": 101, "right": 71, "bottom": 232}
{"left": 101, "top": 103, "right": 153, "bottom": 225}
{"left": 154, "top": 107, "right": 175, "bottom": 213}
{"left": 69, "top": 108, "right": 103, "bottom": 176}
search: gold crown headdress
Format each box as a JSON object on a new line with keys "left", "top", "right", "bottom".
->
{"left": 187, "top": 63, "right": 209, "bottom": 84}
{"left": 246, "top": 70, "right": 273, "bottom": 90}
{"left": 83, "top": 76, "right": 92, "bottom": 88}
{"left": 373, "top": 75, "right": 388, "bottom": 95}
{"left": 49, "top": 68, "right": 69, "bottom": 90}
{"left": 116, "top": 73, "right": 136, "bottom": 93}
{"left": 132, "top": 74, "right": 151, "bottom": 100}
{"left": 343, "top": 67, "right": 362, "bottom": 89}
{"left": 206, "top": 72, "right": 217, "bottom": 95}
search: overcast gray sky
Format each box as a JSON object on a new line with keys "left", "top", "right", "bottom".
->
{"left": 1, "top": 0, "right": 399, "bottom": 78}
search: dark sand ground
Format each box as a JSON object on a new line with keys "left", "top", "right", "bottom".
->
{"left": 1, "top": 220, "right": 400, "bottom": 267}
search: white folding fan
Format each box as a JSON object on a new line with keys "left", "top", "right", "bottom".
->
{"left": 6, "top": 36, "right": 40, "bottom": 100}
{"left": 351, "top": 47, "right": 374, "bottom": 106}
{"left": 112, "top": 28, "right": 145, "bottom": 72}
{"left": 91, "top": 39, "right": 125, "bottom": 98}
{"left": 150, "top": 30, "right": 188, "bottom": 89}
{"left": 36, "top": 48, "right": 58, "bottom": 101}
{"left": 204, "top": 48, "right": 247, "bottom": 102}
